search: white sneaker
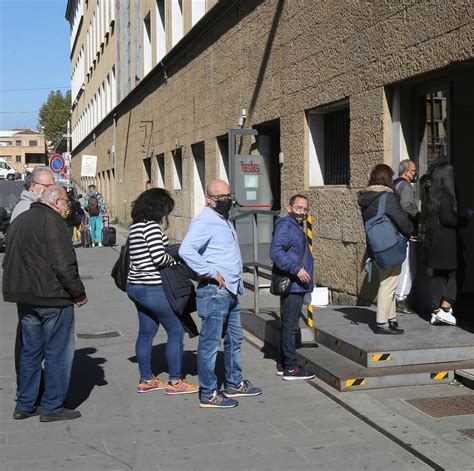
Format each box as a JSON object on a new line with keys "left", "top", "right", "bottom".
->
{"left": 98, "top": 243, "right": 103, "bottom": 247}
{"left": 435, "top": 308, "right": 457, "bottom": 326}
{"left": 430, "top": 312, "right": 442, "bottom": 325}
{"left": 92, "top": 243, "right": 97, "bottom": 247}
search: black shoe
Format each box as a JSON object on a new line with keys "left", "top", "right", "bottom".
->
{"left": 375, "top": 323, "right": 404, "bottom": 335}
{"left": 396, "top": 299, "right": 415, "bottom": 314}
{"left": 39, "top": 408, "right": 81, "bottom": 422}
{"left": 13, "top": 407, "right": 40, "bottom": 420}
{"left": 388, "top": 319, "right": 404, "bottom": 333}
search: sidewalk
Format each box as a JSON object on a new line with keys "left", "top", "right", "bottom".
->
{"left": 0, "top": 242, "right": 473, "bottom": 470}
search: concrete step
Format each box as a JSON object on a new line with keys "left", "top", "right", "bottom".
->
{"left": 297, "top": 344, "right": 474, "bottom": 392}
{"left": 312, "top": 307, "right": 474, "bottom": 368}
{"left": 241, "top": 308, "right": 474, "bottom": 391}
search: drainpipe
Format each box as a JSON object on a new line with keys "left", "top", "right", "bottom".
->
{"left": 112, "top": 114, "right": 117, "bottom": 220}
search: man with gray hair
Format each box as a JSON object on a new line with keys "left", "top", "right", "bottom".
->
{"left": 3, "top": 186, "right": 87, "bottom": 422}
{"left": 10, "top": 167, "right": 56, "bottom": 393}
{"left": 394, "top": 159, "right": 419, "bottom": 314}
{"left": 10, "top": 167, "right": 55, "bottom": 222}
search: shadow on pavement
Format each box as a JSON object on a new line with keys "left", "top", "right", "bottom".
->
{"left": 67, "top": 347, "right": 107, "bottom": 409}
{"left": 128, "top": 345, "right": 226, "bottom": 387}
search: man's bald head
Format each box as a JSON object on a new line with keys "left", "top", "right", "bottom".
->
{"left": 206, "top": 179, "right": 230, "bottom": 197}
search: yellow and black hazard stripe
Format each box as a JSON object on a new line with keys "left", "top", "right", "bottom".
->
{"left": 306, "top": 215, "right": 314, "bottom": 327}
{"left": 430, "top": 371, "right": 449, "bottom": 380}
{"left": 371, "top": 353, "right": 392, "bottom": 362}
{"left": 345, "top": 378, "right": 366, "bottom": 387}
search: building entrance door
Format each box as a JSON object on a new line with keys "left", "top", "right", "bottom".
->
{"left": 228, "top": 128, "right": 279, "bottom": 266}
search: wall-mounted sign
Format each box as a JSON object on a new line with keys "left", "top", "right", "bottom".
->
{"left": 81, "top": 154, "right": 97, "bottom": 177}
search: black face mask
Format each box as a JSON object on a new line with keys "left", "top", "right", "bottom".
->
{"left": 411, "top": 174, "right": 418, "bottom": 183}
{"left": 290, "top": 213, "right": 305, "bottom": 225}
{"left": 212, "top": 198, "right": 233, "bottom": 219}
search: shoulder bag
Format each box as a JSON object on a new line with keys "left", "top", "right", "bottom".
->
{"left": 111, "top": 237, "right": 130, "bottom": 291}
{"left": 270, "top": 247, "right": 305, "bottom": 296}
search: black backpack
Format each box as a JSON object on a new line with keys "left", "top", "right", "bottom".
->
{"left": 88, "top": 195, "right": 99, "bottom": 216}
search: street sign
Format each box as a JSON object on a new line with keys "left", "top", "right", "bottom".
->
{"left": 49, "top": 154, "right": 65, "bottom": 174}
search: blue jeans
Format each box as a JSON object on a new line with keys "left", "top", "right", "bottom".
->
{"left": 196, "top": 284, "right": 243, "bottom": 397}
{"left": 90, "top": 215, "right": 103, "bottom": 244}
{"left": 16, "top": 304, "right": 75, "bottom": 414}
{"left": 127, "top": 283, "right": 184, "bottom": 381}
{"left": 280, "top": 293, "right": 304, "bottom": 370}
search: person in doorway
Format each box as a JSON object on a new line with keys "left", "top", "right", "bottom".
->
{"left": 269, "top": 194, "right": 315, "bottom": 380}
{"left": 179, "top": 179, "right": 262, "bottom": 408}
{"left": 84, "top": 184, "right": 106, "bottom": 247}
{"left": 420, "top": 161, "right": 459, "bottom": 326}
{"left": 3, "top": 186, "right": 87, "bottom": 422}
{"left": 127, "top": 188, "right": 199, "bottom": 395}
{"left": 393, "top": 159, "right": 419, "bottom": 314}
{"left": 358, "top": 164, "right": 413, "bottom": 334}
{"left": 10, "top": 167, "right": 55, "bottom": 222}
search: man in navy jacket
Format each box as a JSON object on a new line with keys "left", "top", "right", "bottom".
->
{"left": 269, "top": 194, "right": 315, "bottom": 380}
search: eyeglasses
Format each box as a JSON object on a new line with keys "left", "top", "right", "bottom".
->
{"left": 33, "top": 181, "right": 54, "bottom": 188}
{"left": 57, "top": 198, "right": 69, "bottom": 204}
{"left": 207, "top": 193, "right": 235, "bottom": 201}
{"left": 291, "top": 205, "right": 310, "bottom": 213}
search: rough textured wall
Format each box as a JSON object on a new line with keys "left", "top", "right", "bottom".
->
{"left": 73, "top": 0, "right": 474, "bottom": 304}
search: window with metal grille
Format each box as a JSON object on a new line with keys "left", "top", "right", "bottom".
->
{"left": 308, "top": 100, "right": 350, "bottom": 186}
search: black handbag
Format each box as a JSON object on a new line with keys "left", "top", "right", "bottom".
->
{"left": 270, "top": 247, "right": 306, "bottom": 296}
{"left": 270, "top": 267, "right": 292, "bottom": 295}
{"left": 111, "top": 238, "right": 130, "bottom": 292}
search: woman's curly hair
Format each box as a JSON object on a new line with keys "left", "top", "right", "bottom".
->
{"left": 131, "top": 188, "right": 175, "bottom": 225}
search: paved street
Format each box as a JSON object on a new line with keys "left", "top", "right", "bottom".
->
{"left": 0, "top": 233, "right": 473, "bottom": 470}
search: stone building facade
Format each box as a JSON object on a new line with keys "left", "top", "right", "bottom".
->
{"left": 67, "top": 0, "right": 474, "bottom": 305}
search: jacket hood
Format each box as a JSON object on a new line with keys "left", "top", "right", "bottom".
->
{"left": 20, "top": 190, "right": 38, "bottom": 203}
{"left": 357, "top": 185, "right": 393, "bottom": 209}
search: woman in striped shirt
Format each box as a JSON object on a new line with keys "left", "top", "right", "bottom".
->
{"left": 127, "top": 188, "right": 198, "bottom": 395}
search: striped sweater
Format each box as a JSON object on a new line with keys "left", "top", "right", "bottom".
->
{"left": 127, "top": 221, "right": 176, "bottom": 284}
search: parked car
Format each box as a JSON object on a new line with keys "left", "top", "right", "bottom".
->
{"left": 0, "top": 158, "right": 21, "bottom": 181}
{"left": 0, "top": 180, "right": 23, "bottom": 250}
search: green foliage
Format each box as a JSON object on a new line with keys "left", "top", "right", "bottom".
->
{"left": 38, "top": 90, "right": 71, "bottom": 142}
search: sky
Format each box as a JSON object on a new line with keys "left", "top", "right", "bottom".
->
{"left": 0, "top": 0, "right": 71, "bottom": 131}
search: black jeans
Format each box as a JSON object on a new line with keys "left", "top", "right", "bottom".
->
{"left": 279, "top": 292, "right": 304, "bottom": 370}
{"left": 431, "top": 269, "right": 457, "bottom": 310}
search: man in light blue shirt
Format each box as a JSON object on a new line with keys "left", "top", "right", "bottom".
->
{"left": 179, "top": 179, "right": 262, "bottom": 408}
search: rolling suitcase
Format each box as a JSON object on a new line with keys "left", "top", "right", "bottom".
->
{"left": 81, "top": 215, "right": 92, "bottom": 247}
{"left": 101, "top": 216, "right": 116, "bottom": 246}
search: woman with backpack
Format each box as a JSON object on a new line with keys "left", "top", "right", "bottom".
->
{"left": 358, "top": 164, "right": 413, "bottom": 334}
{"left": 420, "top": 161, "right": 459, "bottom": 326}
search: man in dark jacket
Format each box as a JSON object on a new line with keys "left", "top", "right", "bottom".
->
{"left": 269, "top": 194, "right": 315, "bottom": 380}
{"left": 3, "top": 186, "right": 87, "bottom": 422}
{"left": 393, "top": 159, "right": 419, "bottom": 314}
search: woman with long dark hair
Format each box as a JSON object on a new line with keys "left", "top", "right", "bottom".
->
{"left": 358, "top": 164, "right": 413, "bottom": 334}
{"left": 127, "top": 188, "right": 198, "bottom": 395}
{"left": 420, "top": 161, "right": 458, "bottom": 326}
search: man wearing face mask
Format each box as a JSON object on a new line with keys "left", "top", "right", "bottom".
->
{"left": 179, "top": 179, "right": 262, "bottom": 408}
{"left": 393, "top": 159, "right": 419, "bottom": 314}
{"left": 3, "top": 186, "right": 87, "bottom": 422}
{"left": 269, "top": 194, "right": 315, "bottom": 380}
